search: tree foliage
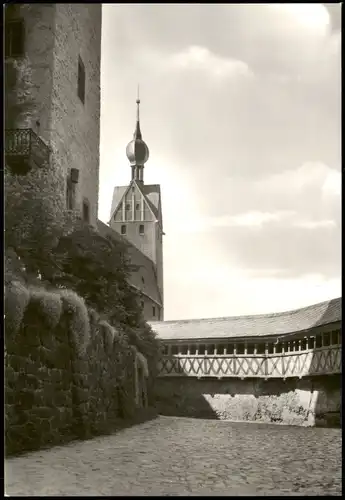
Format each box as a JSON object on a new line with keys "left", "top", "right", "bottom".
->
{"left": 48, "top": 221, "right": 144, "bottom": 329}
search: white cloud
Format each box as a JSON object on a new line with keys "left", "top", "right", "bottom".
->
{"left": 222, "top": 210, "right": 293, "bottom": 228}
{"left": 322, "top": 168, "right": 341, "bottom": 198}
{"left": 168, "top": 45, "right": 253, "bottom": 80}
{"left": 293, "top": 219, "right": 336, "bottom": 229}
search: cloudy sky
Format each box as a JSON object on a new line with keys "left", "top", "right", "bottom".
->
{"left": 99, "top": 3, "right": 341, "bottom": 321}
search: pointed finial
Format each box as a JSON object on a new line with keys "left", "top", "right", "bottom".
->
{"left": 134, "top": 85, "right": 142, "bottom": 139}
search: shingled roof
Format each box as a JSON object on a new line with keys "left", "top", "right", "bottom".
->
{"left": 150, "top": 297, "right": 341, "bottom": 341}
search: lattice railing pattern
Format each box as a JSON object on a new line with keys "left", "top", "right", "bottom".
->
{"left": 5, "top": 129, "right": 50, "bottom": 167}
{"left": 158, "top": 346, "right": 341, "bottom": 378}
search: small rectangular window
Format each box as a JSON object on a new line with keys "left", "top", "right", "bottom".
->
{"left": 322, "top": 332, "right": 330, "bottom": 347}
{"left": 275, "top": 343, "right": 283, "bottom": 354}
{"left": 189, "top": 345, "right": 197, "bottom": 355}
{"left": 152, "top": 306, "right": 156, "bottom": 317}
{"left": 217, "top": 344, "right": 225, "bottom": 355}
{"left": 331, "top": 331, "right": 339, "bottom": 345}
{"left": 198, "top": 344, "right": 205, "bottom": 355}
{"left": 227, "top": 344, "right": 234, "bottom": 355}
{"left": 136, "top": 203, "right": 140, "bottom": 210}
{"left": 140, "top": 300, "right": 144, "bottom": 309}
{"left": 121, "top": 224, "right": 126, "bottom": 235}
{"left": 315, "top": 335, "right": 322, "bottom": 348}
{"left": 5, "top": 20, "right": 25, "bottom": 58}
{"left": 236, "top": 344, "right": 244, "bottom": 355}
{"left": 207, "top": 344, "right": 215, "bottom": 355}
{"left": 246, "top": 343, "right": 255, "bottom": 355}
{"left": 180, "top": 345, "right": 188, "bottom": 355}
{"left": 82, "top": 200, "right": 90, "bottom": 223}
{"left": 139, "top": 224, "right": 144, "bottom": 235}
{"left": 77, "top": 56, "right": 85, "bottom": 104}
{"left": 125, "top": 203, "right": 130, "bottom": 210}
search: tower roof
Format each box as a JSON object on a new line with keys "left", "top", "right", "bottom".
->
{"left": 126, "top": 91, "right": 149, "bottom": 167}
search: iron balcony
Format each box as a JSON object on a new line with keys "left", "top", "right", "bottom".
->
{"left": 5, "top": 128, "right": 51, "bottom": 174}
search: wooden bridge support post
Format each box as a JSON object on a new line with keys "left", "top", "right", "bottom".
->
{"left": 264, "top": 342, "right": 268, "bottom": 379}
{"left": 281, "top": 342, "right": 285, "bottom": 378}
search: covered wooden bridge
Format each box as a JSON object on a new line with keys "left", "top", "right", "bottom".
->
{"left": 150, "top": 298, "right": 341, "bottom": 379}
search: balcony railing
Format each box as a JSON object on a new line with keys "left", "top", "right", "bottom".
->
{"left": 5, "top": 129, "right": 51, "bottom": 173}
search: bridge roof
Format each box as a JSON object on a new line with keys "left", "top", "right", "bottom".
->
{"left": 150, "top": 298, "right": 341, "bottom": 341}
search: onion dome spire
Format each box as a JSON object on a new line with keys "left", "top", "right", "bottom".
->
{"left": 126, "top": 86, "right": 149, "bottom": 183}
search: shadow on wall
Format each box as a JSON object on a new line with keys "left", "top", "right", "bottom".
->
{"left": 312, "top": 375, "right": 341, "bottom": 428}
{"left": 154, "top": 375, "right": 341, "bottom": 427}
{"left": 154, "top": 378, "right": 219, "bottom": 420}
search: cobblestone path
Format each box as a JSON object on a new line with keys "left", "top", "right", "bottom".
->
{"left": 5, "top": 416, "right": 342, "bottom": 496}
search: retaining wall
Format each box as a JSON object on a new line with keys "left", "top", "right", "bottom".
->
{"left": 155, "top": 376, "right": 341, "bottom": 427}
{"left": 5, "top": 282, "right": 154, "bottom": 456}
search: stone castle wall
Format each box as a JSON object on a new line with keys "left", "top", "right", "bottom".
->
{"left": 6, "top": 3, "right": 102, "bottom": 227}
{"left": 5, "top": 282, "right": 151, "bottom": 457}
{"left": 50, "top": 3, "right": 102, "bottom": 227}
{"left": 155, "top": 376, "right": 341, "bottom": 427}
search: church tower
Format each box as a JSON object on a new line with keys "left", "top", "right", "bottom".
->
{"left": 109, "top": 94, "right": 164, "bottom": 320}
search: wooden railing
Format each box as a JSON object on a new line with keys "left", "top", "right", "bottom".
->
{"left": 158, "top": 345, "right": 341, "bottom": 379}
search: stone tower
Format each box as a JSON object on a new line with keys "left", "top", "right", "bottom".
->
{"left": 4, "top": 3, "right": 102, "bottom": 227}
{"left": 109, "top": 95, "right": 164, "bottom": 320}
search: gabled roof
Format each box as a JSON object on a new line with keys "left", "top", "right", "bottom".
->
{"left": 149, "top": 298, "right": 342, "bottom": 341}
{"left": 141, "top": 184, "right": 161, "bottom": 221}
{"left": 97, "top": 220, "right": 162, "bottom": 306}
{"left": 109, "top": 182, "right": 162, "bottom": 224}
{"left": 110, "top": 186, "right": 127, "bottom": 219}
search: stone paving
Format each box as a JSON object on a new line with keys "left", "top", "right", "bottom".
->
{"left": 5, "top": 416, "right": 342, "bottom": 496}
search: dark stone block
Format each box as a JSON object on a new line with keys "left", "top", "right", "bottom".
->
{"left": 5, "top": 337, "right": 18, "bottom": 355}
{"left": 5, "top": 387, "right": 16, "bottom": 405}
{"left": 5, "top": 366, "right": 17, "bottom": 385}
{"left": 33, "top": 389, "right": 45, "bottom": 405}
{"left": 30, "top": 406, "right": 54, "bottom": 419}
{"left": 13, "top": 408, "right": 30, "bottom": 426}
{"left": 61, "top": 370, "right": 72, "bottom": 386}
{"left": 25, "top": 331, "right": 41, "bottom": 348}
{"left": 16, "top": 389, "right": 35, "bottom": 408}
{"left": 24, "top": 373, "right": 41, "bottom": 390}
{"left": 37, "top": 367, "right": 52, "bottom": 381}
{"left": 40, "top": 332, "right": 58, "bottom": 351}
{"left": 37, "top": 346, "right": 55, "bottom": 368}
{"left": 38, "top": 418, "right": 52, "bottom": 433}
{"left": 8, "top": 354, "right": 27, "bottom": 372}
{"left": 50, "top": 368, "right": 63, "bottom": 383}
{"left": 54, "top": 391, "right": 70, "bottom": 406}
